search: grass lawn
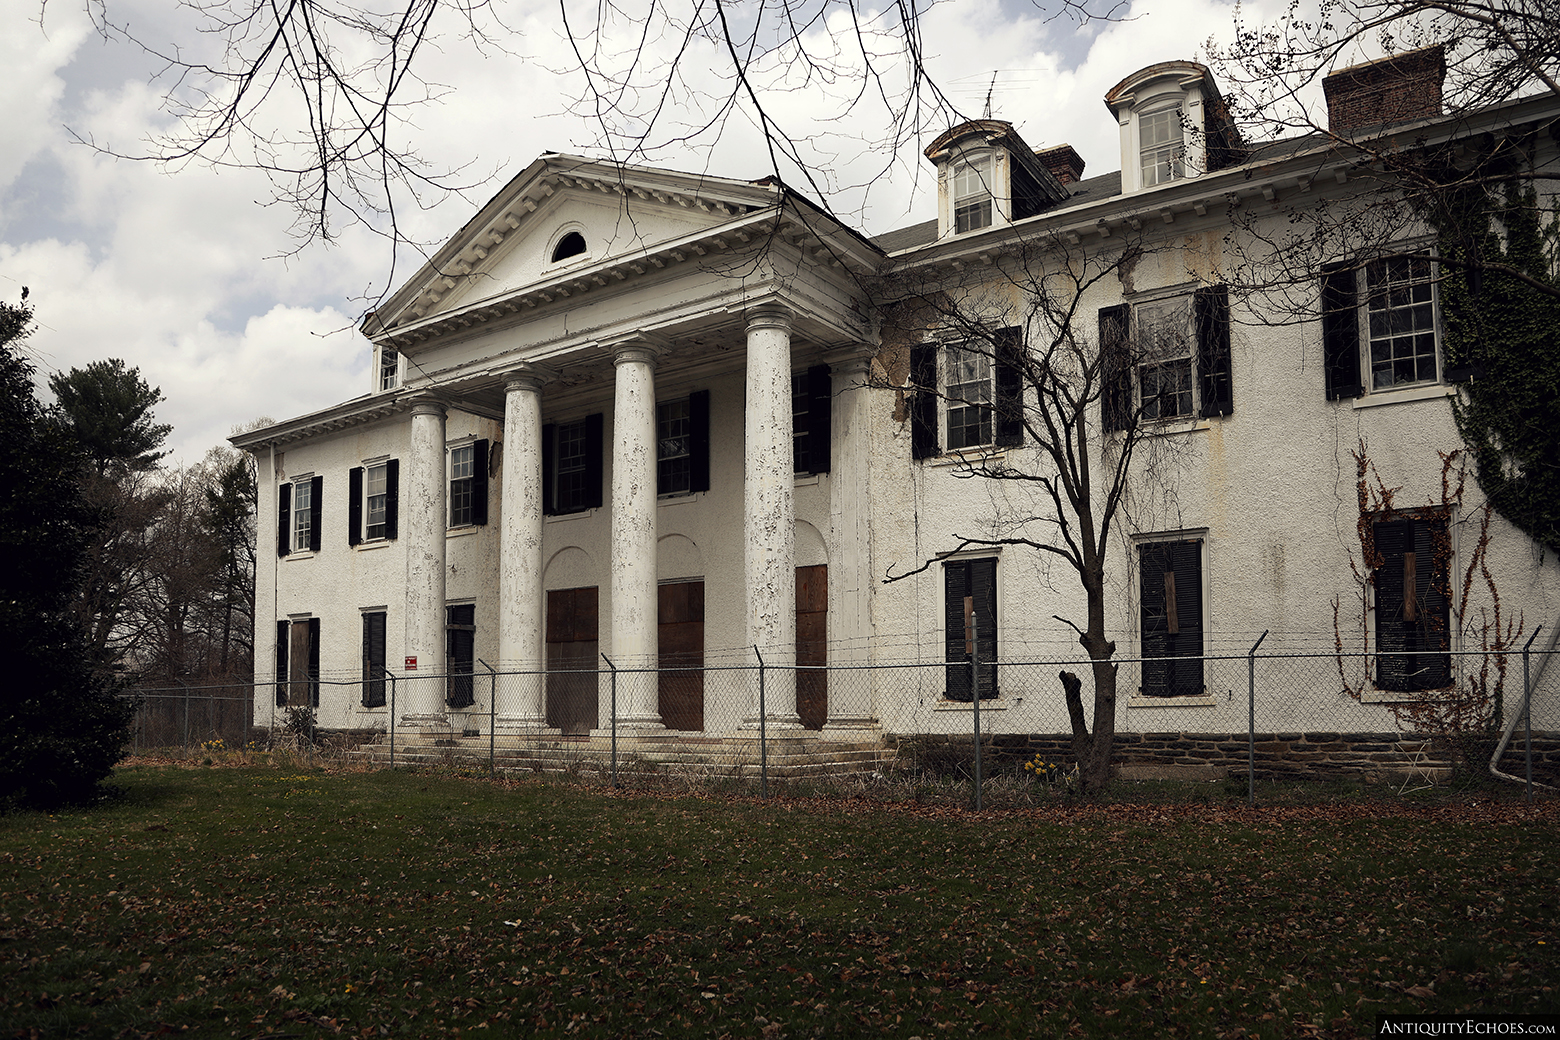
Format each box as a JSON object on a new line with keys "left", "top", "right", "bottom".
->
{"left": 1, "top": 763, "right": 1556, "bottom": 1039}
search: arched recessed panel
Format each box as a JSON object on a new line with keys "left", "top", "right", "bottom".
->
{"left": 657, "top": 533, "right": 704, "bottom": 582}
{"left": 794, "top": 520, "right": 829, "bottom": 569}
{"left": 543, "top": 545, "right": 596, "bottom": 590}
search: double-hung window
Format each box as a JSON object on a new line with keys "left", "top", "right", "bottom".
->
{"left": 1099, "top": 285, "right": 1233, "bottom": 432}
{"left": 791, "top": 365, "right": 833, "bottom": 475}
{"left": 277, "top": 475, "right": 323, "bottom": 556}
{"left": 953, "top": 155, "right": 993, "bottom": 234}
{"left": 909, "top": 329, "right": 1024, "bottom": 459}
{"left": 348, "top": 460, "right": 399, "bottom": 545}
{"left": 1140, "top": 107, "right": 1185, "bottom": 187}
{"left": 1321, "top": 253, "right": 1442, "bottom": 399}
{"left": 543, "top": 414, "right": 604, "bottom": 515}
{"left": 448, "top": 440, "right": 489, "bottom": 528}
{"left": 655, "top": 391, "right": 710, "bottom": 496}
{"left": 379, "top": 347, "right": 399, "bottom": 391}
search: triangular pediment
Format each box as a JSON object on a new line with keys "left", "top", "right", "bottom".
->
{"left": 369, "top": 155, "right": 780, "bottom": 332}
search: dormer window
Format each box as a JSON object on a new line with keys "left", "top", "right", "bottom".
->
{"left": 379, "top": 347, "right": 400, "bottom": 391}
{"left": 551, "top": 231, "right": 587, "bottom": 263}
{"left": 953, "top": 156, "right": 994, "bottom": 234}
{"left": 1139, "top": 107, "right": 1185, "bottom": 186}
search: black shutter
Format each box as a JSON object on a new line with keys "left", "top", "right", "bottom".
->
{"left": 384, "top": 459, "right": 399, "bottom": 540}
{"left": 277, "top": 483, "right": 292, "bottom": 557}
{"left": 970, "top": 556, "right": 998, "bottom": 699}
{"left": 807, "top": 365, "right": 832, "bottom": 473}
{"left": 993, "top": 326, "right": 1024, "bottom": 447}
{"left": 348, "top": 467, "right": 363, "bottom": 546}
{"left": 307, "top": 476, "right": 323, "bottom": 553}
{"left": 1321, "top": 261, "right": 1364, "bottom": 400}
{"left": 541, "top": 423, "right": 557, "bottom": 516}
{"left": 584, "top": 412, "right": 605, "bottom": 509}
{"left": 944, "top": 562, "right": 971, "bottom": 701}
{"left": 688, "top": 390, "right": 711, "bottom": 493}
{"left": 1194, "top": 285, "right": 1234, "bottom": 418}
{"left": 1099, "top": 305, "right": 1133, "bottom": 433}
{"left": 362, "top": 612, "right": 386, "bottom": 708}
{"left": 470, "top": 440, "right": 490, "bottom": 526}
{"left": 910, "top": 344, "right": 939, "bottom": 459}
{"left": 307, "top": 616, "right": 321, "bottom": 708}
{"left": 275, "top": 620, "right": 289, "bottom": 706}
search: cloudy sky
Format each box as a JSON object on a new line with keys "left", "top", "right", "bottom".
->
{"left": 0, "top": 0, "right": 1308, "bottom": 465}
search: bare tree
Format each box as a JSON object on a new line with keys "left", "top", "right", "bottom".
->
{"left": 59, "top": 0, "right": 1119, "bottom": 271}
{"left": 875, "top": 231, "right": 1216, "bottom": 795}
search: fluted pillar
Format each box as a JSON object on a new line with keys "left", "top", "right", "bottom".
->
{"left": 403, "top": 397, "right": 449, "bottom": 727}
{"left": 744, "top": 305, "right": 800, "bottom": 729}
{"left": 609, "top": 342, "right": 664, "bottom": 730}
{"left": 498, "top": 368, "right": 547, "bottom": 729}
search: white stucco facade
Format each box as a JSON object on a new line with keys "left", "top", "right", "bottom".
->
{"left": 235, "top": 63, "right": 1560, "bottom": 744}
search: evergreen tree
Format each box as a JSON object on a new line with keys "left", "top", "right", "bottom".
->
{"left": 0, "top": 300, "right": 133, "bottom": 810}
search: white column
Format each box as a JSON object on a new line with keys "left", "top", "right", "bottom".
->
{"left": 609, "top": 342, "right": 664, "bottom": 730}
{"left": 744, "top": 305, "right": 800, "bottom": 729}
{"left": 403, "top": 397, "right": 448, "bottom": 728}
{"left": 498, "top": 368, "right": 547, "bottom": 729}
{"left": 825, "top": 355, "right": 880, "bottom": 733}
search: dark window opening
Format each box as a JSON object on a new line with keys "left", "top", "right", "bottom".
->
{"left": 1139, "top": 539, "right": 1205, "bottom": 697}
{"left": 551, "top": 232, "right": 587, "bottom": 262}
{"left": 1373, "top": 514, "right": 1452, "bottom": 692}
{"left": 446, "top": 604, "right": 476, "bottom": 708}
{"left": 943, "top": 557, "right": 998, "bottom": 701}
{"left": 362, "top": 612, "right": 387, "bottom": 707}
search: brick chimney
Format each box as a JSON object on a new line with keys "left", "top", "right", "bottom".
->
{"left": 1324, "top": 46, "right": 1445, "bottom": 134}
{"left": 1034, "top": 144, "right": 1086, "bottom": 185}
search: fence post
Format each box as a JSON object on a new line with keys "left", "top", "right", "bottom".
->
{"left": 1522, "top": 627, "right": 1542, "bottom": 804}
{"left": 180, "top": 679, "right": 191, "bottom": 753}
{"left": 970, "top": 607, "right": 982, "bottom": 812}
{"left": 388, "top": 670, "right": 397, "bottom": 770}
{"left": 478, "top": 659, "right": 497, "bottom": 775}
{"left": 603, "top": 655, "right": 618, "bottom": 789}
{"left": 755, "top": 646, "right": 768, "bottom": 800}
{"left": 1248, "top": 631, "right": 1268, "bottom": 807}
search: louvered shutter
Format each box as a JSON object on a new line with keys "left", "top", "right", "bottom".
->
{"left": 1321, "top": 261, "right": 1364, "bottom": 400}
{"left": 470, "top": 440, "right": 490, "bottom": 526}
{"left": 1139, "top": 540, "right": 1204, "bottom": 697}
{"left": 348, "top": 467, "right": 363, "bottom": 546}
{"left": 688, "top": 390, "right": 711, "bottom": 493}
{"left": 275, "top": 620, "right": 289, "bottom": 706}
{"left": 277, "top": 484, "right": 292, "bottom": 557}
{"left": 446, "top": 604, "right": 476, "bottom": 708}
{"left": 1099, "top": 305, "right": 1133, "bottom": 432}
{"left": 807, "top": 365, "right": 832, "bottom": 473}
{"left": 943, "top": 558, "right": 998, "bottom": 701}
{"left": 910, "top": 344, "right": 939, "bottom": 459}
{"left": 1194, "top": 285, "right": 1234, "bottom": 418}
{"left": 361, "top": 612, "right": 386, "bottom": 708}
{"left": 994, "top": 327, "right": 1025, "bottom": 447}
{"left": 584, "top": 412, "right": 605, "bottom": 509}
{"left": 307, "top": 617, "right": 321, "bottom": 708}
{"left": 541, "top": 423, "right": 557, "bottom": 516}
{"left": 384, "top": 459, "right": 399, "bottom": 540}
{"left": 307, "top": 476, "right": 323, "bottom": 553}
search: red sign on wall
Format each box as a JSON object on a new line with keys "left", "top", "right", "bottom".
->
{"left": 405, "top": 656, "right": 418, "bottom": 671}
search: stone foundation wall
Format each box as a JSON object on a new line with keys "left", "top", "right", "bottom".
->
{"left": 893, "top": 731, "right": 1560, "bottom": 780}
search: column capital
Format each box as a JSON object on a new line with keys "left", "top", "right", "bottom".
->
{"left": 746, "top": 303, "right": 793, "bottom": 335}
{"left": 408, "top": 395, "right": 448, "bottom": 419}
{"left": 611, "top": 336, "right": 665, "bottom": 369}
{"left": 504, "top": 364, "right": 548, "bottom": 394}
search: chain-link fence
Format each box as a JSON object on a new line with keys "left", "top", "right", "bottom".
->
{"left": 126, "top": 637, "right": 1559, "bottom": 801}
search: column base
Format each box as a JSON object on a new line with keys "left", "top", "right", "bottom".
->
{"left": 740, "top": 713, "right": 804, "bottom": 732}
{"left": 494, "top": 713, "right": 550, "bottom": 731}
{"left": 610, "top": 713, "right": 667, "bottom": 733}
{"left": 401, "top": 713, "right": 450, "bottom": 731}
{"left": 822, "top": 717, "right": 882, "bottom": 738}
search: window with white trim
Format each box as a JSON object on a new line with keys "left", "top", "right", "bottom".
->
{"left": 379, "top": 347, "right": 399, "bottom": 391}
{"left": 1321, "top": 252, "right": 1442, "bottom": 399}
{"left": 655, "top": 392, "right": 710, "bottom": 496}
{"left": 292, "top": 476, "right": 315, "bottom": 552}
{"left": 945, "top": 345, "right": 993, "bottom": 450}
{"left": 447, "top": 440, "right": 489, "bottom": 528}
{"left": 953, "top": 155, "right": 993, "bottom": 234}
{"left": 1099, "top": 286, "right": 1234, "bottom": 432}
{"left": 1139, "top": 107, "right": 1185, "bottom": 187}
{"left": 908, "top": 330, "right": 1025, "bottom": 459}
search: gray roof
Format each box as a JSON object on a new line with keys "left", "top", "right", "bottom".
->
{"left": 873, "top": 170, "right": 1125, "bottom": 254}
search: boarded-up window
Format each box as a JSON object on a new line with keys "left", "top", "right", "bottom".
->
{"left": 546, "top": 587, "right": 599, "bottom": 735}
{"left": 1139, "top": 539, "right": 1204, "bottom": 697}
{"left": 446, "top": 604, "right": 476, "bottom": 708}
{"left": 944, "top": 558, "right": 997, "bottom": 701}
{"left": 1373, "top": 515, "right": 1451, "bottom": 691}
{"left": 658, "top": 581, "right": 705, "bottom": 731}
{"left": 361, "top": 612, "right": 386, "bottom": 708}
{"left": 796, "top": 565, "right": 828, "bottom": 730}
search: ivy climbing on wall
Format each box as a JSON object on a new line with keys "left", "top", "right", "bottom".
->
{"left": 1435, "top": 175, "right": 1560, "bottom": 560}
